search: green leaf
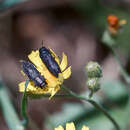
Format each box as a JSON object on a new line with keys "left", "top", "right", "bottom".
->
{"left": 0, "top": 80, "right": 24, "bottom": 130}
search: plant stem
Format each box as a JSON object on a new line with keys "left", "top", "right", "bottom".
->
{"left": 21, "top": 80, "right": 29, "bottom": 127}
{"left": 110, "top": 48, "right": 130, "bottom": 130}
{"left": 110, "top": 47, "right": 130, "bottom": 84}
{"left": 29, "top": 94, "right": 72, "bottom": 99}
{"left": 61, "top": 85, "right": 120, "bottom": 130}
{"left": 26, "top": 85, "right": 120, "bottom": 130}
{"left": 102, "top": 30, "right": 130, "bottom": 129}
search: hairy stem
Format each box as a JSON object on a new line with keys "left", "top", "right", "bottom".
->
{"left": 61, "top": 85, "right": 120, "bottom": 130}
{"left": 110, "top": 47, "right": 130, "bottom": 84}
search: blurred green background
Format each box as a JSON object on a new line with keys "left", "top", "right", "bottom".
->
{"left": 0, "top": 0, "right": 130, "bottom": 130}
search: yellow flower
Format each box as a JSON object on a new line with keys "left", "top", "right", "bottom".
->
{"left": 19, "top": 48, "right": 71, "bottom": 98}
{"left": 55, "top": 122, "right": 89, "bottom": 130}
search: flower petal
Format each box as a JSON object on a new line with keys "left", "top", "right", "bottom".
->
{"left": 28, "top": 50, "right": 46, "bottom": 72}
{"left": 58, "top": 73, "right": 64, "bottom": 84}
{"left": 49, "top": 48, "right": 60, "bottom": 65}
{"left": 66, "top": 122, "right": 75, "bottom": 130}
{"left": 62, "top": 66, "right": 71, "bottom": 79}
{"left": 108, "top": 27, "right": 118, "bottom": 34}
{"left": 119, "top": 19, "right": 127, "bottom": 26}
{"left": 19, "top": 81, "right": 46, "bottom": 94}
{"left": 55, "top": 125, "right": 64, "bottom": 130}
{"left": 82, "top": 125, "right": 89, "bottom": 130}
{"left": 19, "top": 81, "right": 60, "bottom": 97}
{"left": 49, "top": 85, "right": 60, "bottom": 99}
{"left": 60, "top": 52, "right": 68, "bottom": 72}
{"left": 28, "top": 50, "right": 59, "bottom": 88}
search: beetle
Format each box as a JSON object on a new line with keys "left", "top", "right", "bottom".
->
{"left": 39, "top": 47, "right": 61, "bottom": 77}
{"left": 21, "top": 61, "right": 46, "bottom": 88}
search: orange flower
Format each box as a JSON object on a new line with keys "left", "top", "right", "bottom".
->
{"left": 107, "top": 14, "right": 126, "bottom": 34}
{"left": 107, "top": 15, "right": 119, "bottom": 28}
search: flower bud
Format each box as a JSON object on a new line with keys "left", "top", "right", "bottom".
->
{"left": 107, "top": 15, "right": 127, "bottom": 35}
{"left": 86, "top": 61, "right": 102, "bottom": 78}
{"left": 87, "top": 78, "right": 100, "bottom": 92}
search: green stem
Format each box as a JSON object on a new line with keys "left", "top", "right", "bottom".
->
{"left": 102, "top": 30, "right": 130, "bottom": 129}
{"left": 21, "top": 80, "right": 29, "bottom": 127}
{"left": 22, "top": 81, "right": 120, "bottom": 130}
{"left": 26, "top": 85, "right": 120, "bottom": 130}
{"left": 110, "top": 47, "right": 130, "bottom": 84}
{"left": 29, "top": 94, "right": 72, "bottom": 99}
{"left": 110, "top": 48, "right": 130, "bottom": 130}
{"left": 0, "top": 79, "right": 24, "bottom": 130}
{"left": 89, "top": 90, "right": 94, "bottom": 98}
{"left": 61, "top": 85, "right": 120, "bottom": 130}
